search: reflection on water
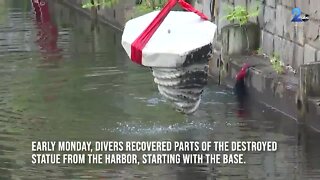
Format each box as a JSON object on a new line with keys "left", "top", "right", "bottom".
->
{"left": 32, "top": 0, "right": 62, "bottom": 65}
{"left": 0, "top": 0, "right": 320, "bottom": 179}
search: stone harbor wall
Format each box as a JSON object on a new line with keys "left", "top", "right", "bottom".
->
{"left": 194, "top": 0, "right": 320, "bottom": 129}
{"left": 58, "top": 0, "right": 320, "bottom": 69}
{"left": 58, "top": 0, "right": 191, "bottom": 30}
{"left": 57, "top": 0, "right": 135, "bottom": 30}
{"left": 194, "top": 0, "right": 320, "bottom": 69}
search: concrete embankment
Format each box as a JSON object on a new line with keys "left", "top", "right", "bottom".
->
{"left": 54, "top": 0, "right": 320, "bottom": 132}
{"left": 211, "top": 54, "right": 320, "bottom": 131}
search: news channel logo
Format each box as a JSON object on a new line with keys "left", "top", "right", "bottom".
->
{"left": 291, "top": 7, "right": 309, "bottom": 22}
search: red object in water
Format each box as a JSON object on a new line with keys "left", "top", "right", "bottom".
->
{"left": 131, "top": 0, "right": 208, "bottom": 65}
{"left": 235, "top": 63, "right": 251, "bottom": 118}
{"left": 32, "top": 0, "right": 61, "bottom": 58}
{"left": 237, "top": 109, "right": 247, "bottom": 118}
{"left": 236, "top": 63, "right": 250, "bottom": 81}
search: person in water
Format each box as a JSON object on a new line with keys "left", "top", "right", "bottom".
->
{"left": 234, "top": 63, "right": 251, "bottom": 117}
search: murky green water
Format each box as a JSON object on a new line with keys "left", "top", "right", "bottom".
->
{"left": 0, "top": 0, "right": 320, "bottom": 179}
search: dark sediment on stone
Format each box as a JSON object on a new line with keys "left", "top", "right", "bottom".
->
{"left": 182, "top": 44, "right": 212, "bottom": 67}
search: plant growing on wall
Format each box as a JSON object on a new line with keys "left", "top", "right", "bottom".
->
{"left": 82, "top": 0, "right": 119, "bottom": 8}
{"left": 82, "top": 0, "right": 167, "bottom": 12}
{"left": 270, "top": 53, "right": 285, "bottom": 74}
{"left": 136, "top": 0, "right": 167, "bottom": 13}
{"left": 225, "top": 5, "right": 259, "bottom": 26}
{"left": 255, "top": 47, "right": 263, "bottom": 55}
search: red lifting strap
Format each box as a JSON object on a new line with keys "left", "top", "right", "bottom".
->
{"left": 130, "top": 0, "right": 208, "bottom": 65}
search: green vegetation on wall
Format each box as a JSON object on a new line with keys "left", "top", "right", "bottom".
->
{"left": 224, "top": 5, "right": 259, "bottom": 26}
{"left": 270, "top": 53, "right": 285, "bottom": 74}
{"left": 82, "top": 0, "right": 167, "bottom": 12}
{"left": 82, "top": 0, "right": 119, "bottom": 8}
{"left": 136, "top": 0, "right": 167, "bottom": 13}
